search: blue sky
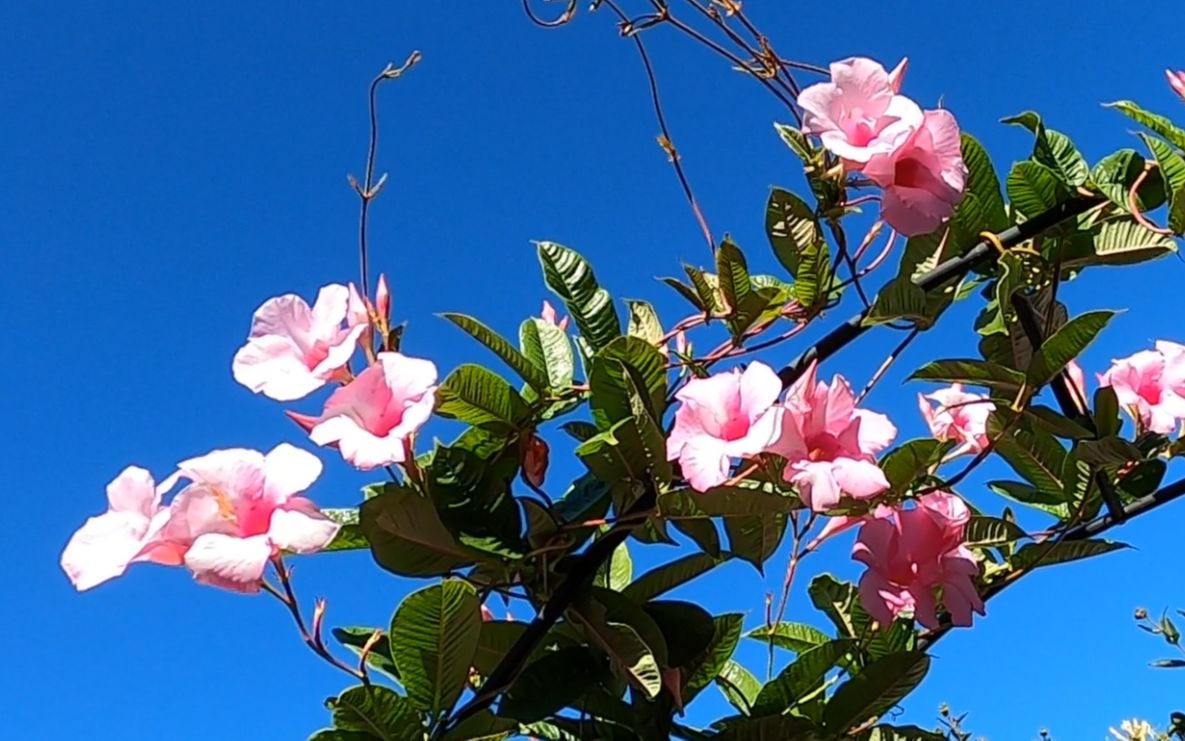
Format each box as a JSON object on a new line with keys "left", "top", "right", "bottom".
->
{"left": 5, "top": 1, "right": 1185, "bottom": 738}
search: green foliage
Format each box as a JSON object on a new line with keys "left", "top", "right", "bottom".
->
{"left": 333, "top": 627, "right": 400, "bottom": 680}
{"left": 320, "top": 508, "right": 369, "bottom": 552}
{"left": 443, "top": 313, "right": 551, "bottom": 392}
{"left": 537, "top": 240, "right": 622, "bottom": 351}
{"left": 746, "top": 622, "right": 830, "bottom": 654}
{"left": 960, "top": 133, "right": 1010, "bottom": 233}
{"left": 318, "top": 685, "right": 423, "bottom": 740}
{"left": 499, "top": 647, "right": 606, "bottom": 723}
{"left": 390, "top": 580, "right": 482, "bottom": 719}
{"left": 751, "top": 639, "right": 854, "bottom": 716}
{"left": 1026, "top": 310, "right": 1114, "bottom": 386}
{"left": 716, "top": 659, "right": 762, "bottom": 717}
{"left": 766, "top": 187, "right": 822, "bottom": 276}
{"left": 1142, "top": 134, "right": 1185, "bottom": 235}
{"left": 683, "top": 614, "right": 744, "bottom": 705}
{"left": 1091, "top": 149, "right": 1165, "bottom": 213}
{"left": 520, "top": 316, "right": 575, "bottom": 391}
{"left": 1105, "top": 100, "right": 1185, "bottom": 150}
{"left": 623, "top": 552, "right": 727, "bottom": 602}
{"left": 909, "top": 359, "right": 1025, "bottom": 392}
{"left": 725, "top": 514, "right": 787, "bottom": 574}
{"left": 1002, "top": 111, "right": 1089, "bottom": 186}
{"left": 822, "top": 652, "right": 931, "bottom": 735}
{"left": 1010, "top": 539, "right": 1128, "bottom": 569}
{"left": 360, "top": 485, "right": 484, "bottom": 577}
{"left": 1007, "top": 161, "right": 1070, "bottom": 219}
{"left": 436, "top": 364, "right": 532, "bottom": 431}
{"left": 1061, "top": 219, "right": 1177, "bottom": 270}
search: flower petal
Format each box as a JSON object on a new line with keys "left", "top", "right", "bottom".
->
{"left": 184, "top": 533, "right": 273, "bottom": 593}
{"left": 269, "top": 502, "right": 340, "bottom": 553}
{"left": 61, "top": 511, "right": 154, "bottom": 591}
{"left": 264, "top": 443, "right": 323, "bottom": 502}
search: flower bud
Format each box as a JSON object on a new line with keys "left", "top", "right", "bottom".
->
{"left": 1168, "top": 69, "right": 1185, "bottom": 102}
{"left": 521, "top": 434, "right": 550, "bottom": 489}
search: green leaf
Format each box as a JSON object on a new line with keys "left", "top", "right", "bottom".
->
{"left": 499, "top": 647, "right": 605, "bottom": 723}
{"left": 865, "top": 276, "right": 930, "bottom": 327}
{"left": 658, "top": 487, "right": 802, "bottom": 518}
{"left": 441, "top": 712, "right": 520, "bottom": 741}
{"left": 766, "top": 187, "right": 821, "bottom": 276}
{"left": 1142, "top": 134, "right": 1185, "bottom": 235}
{"left": 570, "top": 611, "right": 662, "bottom": 699}
{"left": 910, "top": 359, "right": 1025, "bottom": 392}
{"left": 993, "top": 427, "right": 1068, "bottom": 494}
{"left": 672, "top": 516, "right": 723, "bottom": 557}
{"left": 623, "top": 552, "right": 726, "bottom": 602}
{"left": 326, "top": 686, "right": 423, "bottom": 741}
{"left": 333, "top": 627, "right": 400, "bottom": 680}
{"left": 683, "top": 614, "right": 744, "bottom": 704}
{"left": 443, "top": 313, "right": 550, "bottom": 392}
{"left": 1011, "top": 539, "right": 1128, "bottom": 569}
{"left": 1094, "top": 386, "right": 1122, "bottom": 438}
{"left": 625, "top": 299, "right": 664, "bottom": 345}
{"left": 964, "top": 516, "right": 1028, "bottom": 546}
{"left": 576, "top": 415, "right": 668, "bottom": 484}
{"left": 436, "top": 364, "right": 531, "bottom": 430}
{"left": 793, "top": 240, "right": 833, "bottom": 310}
{"left": 774, "top": 122, "right": 814, "bottom": 162}
{"left": 1026, "top": 405, "right": 1094, "bottom": 440}
{"left": 1026, "top": 310, "right": 1114, "bottom": 386}
{"left": 1075, "top": 436, "right": 1143, "bottom": 467}
{"left": 537, "top": 240, "right": 622, "bottom": 351}
{"left": 725, "top": 515, "right": 787, "bottom": 574}
{"left": 864, "top": 725, "right": 948, "bottom": 741}
{"left": 746, "top": 622, "right": 830, "bottom": 654}
{"left": 520, "top": 317, "right": 575, "bottom": 391}
{"left": 713, "top": 714, "right": 820, "bottom": 740}
{"left": 308, "top": 730, "right": 376, "bottom": 741}
{"left": 808, "top": 575, "right": 862, "bottom": 638}
{"left": 588, "top": 336, "right": 667, "bottom": 429}
{"left": 752, "top": 639, "right": 854, "bottom": 716}
{"left": 1007, "top": 161, "right": 1069, "bottom": 220}
{"left": 960, "top": 133, "right": 1009, "bottom": 232}
{"left": 661, "top": 275, "right": 707, "bottom": 311}
{"left": 644, "top": 600, "right": 718, "bottom": 668}
{"left": 717, "top": 239, "right": 753, "bottom": 314}
{"left": 472, "top": 620, "right": 527, "bottom": 677}
{"left": 1062, "top": 219, "right": 1177, "bottom": 270}
{"left": 1090, "top": 149, "right": 1164, "bottom": 212}
{"left": 879, "top": 439, "right": 954, "bottom": 491}
{"left": 822, "top": 651, "right": 931, "bottom": 734}
{"left": 988, "top": 480, "right": 1069, "bottom": 518}
{"left": 320, "top": 508, "right": 369, "bottom": 552}
{"left": 428, "top": 440, "right": 524, "bottom": 559}
{"left": 717, "top": 659, "right": 763, "bottom": 716}
{"left": 390, "top": 580, "right": 482, "bottom": 717}
{"left": 685, "top": 264, "right": 725, "bottom": 314}
{"left": 593, "top": 541, "right": 633, "bottom": 592}
{"left": 360, "top": 486, "right": 480, "bottom": 577}
{"left": 1105, "top": 100, "right": 1185, "bottom": 150}
{"left": 1002, "top": 112, "right": 1089, "bottom": 186}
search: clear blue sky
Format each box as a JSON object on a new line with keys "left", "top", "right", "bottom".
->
{"left": 5, "top": 2, "right": 1184, "bottom": 738}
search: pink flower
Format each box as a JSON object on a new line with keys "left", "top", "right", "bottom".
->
{"left": 770, "top": 361, "right": 897, "bottom": 512}
{"left": 918, "top": 383, "right": 994, "bottom": 455}
{"left": 152, "top": 444, "right": 339, "bottom": 593}
{"left": 232, "top": 285, "right": 366, "bottom": 401}
{"left": 797, "top": 57, "right": 922, "bottom": 169}
{"left": 541, "top": 300, "right": 570, "bottom": 331}
{"left": 853, "top": 491, "right": 983, "bottom": 629}
{"left": 667, "top": 362, "right": 783, "bottom": 492}
{"left": 863, "top": 109, "right": 968, "bottom": 236}
{"left": 1168, "top": 70, "right": 1185, "bottom": 102}
{"left": 293, "top": 352, "right": 438, "bottom": 470}
{"left": 61, "top": 467, "right": 182, "bottom": 591}
{"left": 1099, "top": 346, "right": 1185, "bottom": 434}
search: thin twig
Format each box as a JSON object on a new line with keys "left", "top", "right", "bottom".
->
{"left": 268, "top": 557, "right": 367, "bottom": 682}
{"left": 857, "top": 327, "right": 921, "bottom": 404}
{"left": 354, "top": 52, "right": 421, "bottom": 301}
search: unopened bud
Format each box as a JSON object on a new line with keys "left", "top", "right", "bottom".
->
{"left": 1168, "top": 69, "right": 1185, "bottom": 102}
{"left": 541, "top": 300, "right": 569, "bottom": 331}
{"left": 1135, "top": 607, "right": 1149, "bottom": 620}
{"left": 375, "top": 274, "right": 391, "bottom": 322}
{"left": 480, "top": 604, "right": 495, "bottom": 622}
{"left": 521, "top": 434, "right": 550, "bottom": 489}
{"left": 312, "top": 598, "right": 327, "bottom": 641}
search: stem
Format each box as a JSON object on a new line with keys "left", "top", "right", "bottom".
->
{"left": 776, "top": 194, "right": 1105, "bottom": 388}
{"left": 267, "top": 557, "right": 366, "bottom": 683}
{"left": 356, "top": 52, "right": 420, "bottom": 301}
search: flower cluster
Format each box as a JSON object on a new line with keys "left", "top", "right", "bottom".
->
{"left": 63, "top": 277, "right": 443, "bottom": 593}
{"left": 1100, "top": 341, "right": 1185, "bottom": 435}
{"left": 61, "top": 444, "right": 339, "bottom": 593}
{"left": 797, "top": 57, "right": 968, "bottom": 236}
{"left": 666, "top": 360, "right": 896, "bottom": 511}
